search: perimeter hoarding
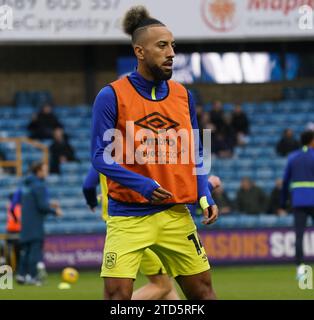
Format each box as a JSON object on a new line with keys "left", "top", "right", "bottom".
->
{"left": 43, "top": 227, "right": 314, "bottom": 268}
{"left": 0, "top": 0, "right": 313, "bottom": 42}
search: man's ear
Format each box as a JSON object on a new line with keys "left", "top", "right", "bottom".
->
{"left": 134, "top": 45, "right": 144, "bottom": 61}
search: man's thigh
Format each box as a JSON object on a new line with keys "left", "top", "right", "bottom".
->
{"left": 101, "top": 215, "right": 156, "bottom": 279}
{"left": 153, "top": 205, "right": 210, "bottom": 278}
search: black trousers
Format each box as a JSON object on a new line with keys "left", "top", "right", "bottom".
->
{"left": 293, "top": 207, "right": 314, "bottom": 265}
{"left": 18, "top": 240, "right": 43, "bottom": 278}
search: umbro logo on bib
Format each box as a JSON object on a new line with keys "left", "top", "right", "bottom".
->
{"left": 135, "top": 112, "right": 179, "bottom": 134}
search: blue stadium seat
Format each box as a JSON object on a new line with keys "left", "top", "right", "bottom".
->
{"left": 303, "top": 87, "right": 314, "bottom": 99}
{"left": 283, "top": 87, "right": 300, "bottom": 100}
{"left": 257, "top": 102, "right": 274, "bottom": 114}
{"left": 76, "top": 150, "right": 91, "bottom": 161}
{"left": 71, "top": 140, "right": 90, "bottom": 150}
{"left": 234, "top": 158, "right": 254, "bottom": 168}
{"left": 0, "top": 224, "right": 5, "bottom": 234}
{"left": 80, "top": 162, "right": 91, "bottom": 172}
{"left": 60, "top": 162, "right": 81, "bottom": 174}
{"left": 14, "top": 91, "right": 32, "bottom": 106}
{"left": 61, "top": 174, "right": 83, "bottom": 185}
{"left": 258, "top": 214, "right": 281, "bottom": 227}
{"left": 0, "top": 212, "right": 7, "bottom": 223}
{"left": 237, "top": 215, "right": 259, "bottom": 228}
{"left": 255, "top": 168, "right": 274, "bottom": 179}
{"left": 31, "top": 91, "right": 53, "bottom": 108}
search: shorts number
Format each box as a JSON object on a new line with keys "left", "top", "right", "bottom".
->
{"left": 187, "top": 233, "right": 203, "bottom": 255}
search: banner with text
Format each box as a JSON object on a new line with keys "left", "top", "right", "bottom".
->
{"left": 43, "top": 227, "right": 314, "bottom": 269}
{"left": 0, "top": 0, "right": 313, "bottom": 42}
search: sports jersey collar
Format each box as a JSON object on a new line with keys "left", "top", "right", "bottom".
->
{"left": 129, "top": 71, "right": 169, "bottom": 101}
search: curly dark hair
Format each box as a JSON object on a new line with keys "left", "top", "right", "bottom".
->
{"left": 122, "top": 5, "right": 150, "bottom": 36}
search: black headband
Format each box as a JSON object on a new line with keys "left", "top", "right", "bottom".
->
{"left": 134, "top": 18, "right": 165, "bottom": 33}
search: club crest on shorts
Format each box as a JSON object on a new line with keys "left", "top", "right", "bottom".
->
{"left": 202, "top": 254, "right": 208, "bottom": 262}
{"left": 105, "top": 252, "right": 117, "bottom": 269}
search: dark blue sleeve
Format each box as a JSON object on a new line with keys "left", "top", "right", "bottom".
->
{"left": 83, "top": 167, "right": 100, "bottom": 189}
{"left": 10, "top": 187, "right": 22, "bottom": 212}
{"left": 33, "top": 184, "right": 56, "bottom": 215}
{"left": 280, "top": 157, "right": 292, "bottom": 208}
{"left": 82, "top": 167, "right": 100, "bottom": 209}
{"left": 188, "top": 90, "right": 215, "bottom": 206}
{"left": 91, "top": 86, "right": 160, "bottom": 200}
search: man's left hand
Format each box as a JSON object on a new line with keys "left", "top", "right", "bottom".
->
{"left": 202, "top": 205, "right": 219, "bottom": 225}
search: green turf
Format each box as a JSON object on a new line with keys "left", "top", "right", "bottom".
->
{"left": 0, "top": 264, "right": 313, "bottom": 300}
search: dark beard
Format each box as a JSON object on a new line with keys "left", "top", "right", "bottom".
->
{"left": 148, "top": 64, "right": 172, "bottom": 82}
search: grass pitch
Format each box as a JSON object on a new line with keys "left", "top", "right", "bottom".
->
{"left": 0, "top": 264, "right": 313, "bottom": 300}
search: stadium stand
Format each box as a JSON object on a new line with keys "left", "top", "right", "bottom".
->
{"left": 1, "top": 87, "right": 314, "bottom": 235}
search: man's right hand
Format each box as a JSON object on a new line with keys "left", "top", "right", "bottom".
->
{"left": 151, "top": 187, "right": 173, "bottom": 204}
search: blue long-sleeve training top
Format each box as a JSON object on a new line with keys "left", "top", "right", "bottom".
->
{"left": 281, "top": 146, "right": 314, "bottom": 208}
{"left": 91, "top": 71, "right": 214, "bottom": 216}
{"left": 82, "top": 166, "right": 214, "bottom": 216}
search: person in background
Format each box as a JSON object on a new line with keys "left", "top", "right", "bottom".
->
{"left": 231, "top": 104, "right": 249, "bottom": 134}
{"left": 212, "top": 132, "right": 234, "bottom": 158}
{"left": 5, "top": 193, "right": 22, "bottom": 270}
{"left": 268, "top": 179, "right": 287, "bottom": 216}
{"left": 231, "top": 104, "right": 250, "bottom": 144}
{"left": 27, "top": 103, "right": 62, "bottom": 140}
{"left": 236, "top": 177, "right": 268, "bottom": 214}
{"left": 212, "top": 185, "right": 233, "bottom": 214}
{"left": 280, "top": 131, "right": 314, "bottom": 279}
{"left": 16, "top": 162, "right": 62, "bottom": 285}
{"left": 210, "top": 100, "right": 225, "bottom": 130}
{"left": 276, "top": 128, "right": 300, "bottom": 157}
{"left": 49, "top": 127, "right": 77, "bottom": 174}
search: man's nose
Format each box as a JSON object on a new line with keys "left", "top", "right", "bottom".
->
{"left": 167, "top": 45, "right": 175, "bottom": 58}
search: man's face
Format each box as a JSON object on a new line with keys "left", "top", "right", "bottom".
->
{"left": 38, "top": 164, "right": 48, "bottom": 179}
{"left": 241, "top": 179, "right": 251, "bottom": 191}
{"left": 54, "top": 128, "right": 64, "bottom": 141}
{"left": 141, "top": 26, "right": 175, "bottom": 81}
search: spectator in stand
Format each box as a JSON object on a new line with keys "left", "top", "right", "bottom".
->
{"left": 27, "top": 103, "right": 62, "bottom": 140}
{"left": 231, "top": 104, "right": 249, "bottom": 135}
{"left": 236, "top": 177, "right": 268, "bottom": 214}
{"left": 196, "top": 107, "right": 216, "bottom": 144}
{"left": 49, "top": 127, "right": 77, "bottom": 174}
{"left": 268, "top": 178, "right": 287, "bottom": 216}
{"left": 276, "top": 128, "right": 300, "bottom": 157}
{"left": 212, "top": 132, "right": 234, "bottom": 158}
{"left": 221, "top": 113, "right": 237, "bottom": 147}
{"left": 210, "top": 100, "right": 224, "bottom": 130}
{"left": 231, "top": 104, "right": 250, "bottom": 146}
{"left": 212, "top": 185, "right": 233, "bottom": 214}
